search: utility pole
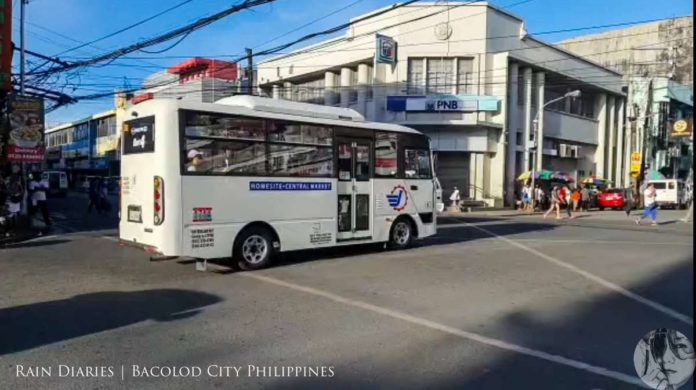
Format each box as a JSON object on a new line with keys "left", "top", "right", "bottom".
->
{"left": 19, "top": 0, "right": 27, "bottom": 95}
{"left": 245, "top": 48, "right": 253, "bottom": 95}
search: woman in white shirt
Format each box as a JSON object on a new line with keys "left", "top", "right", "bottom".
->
{"left": 636, "top": 183, "right": 658, "bottom": 226}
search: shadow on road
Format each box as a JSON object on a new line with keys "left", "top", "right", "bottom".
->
{"left": 0, "top": 289, "right": 222, "bottom": 356}
{"left": 1, "top": 239, "right": 72, "bottom": 249}
{"left": 262, "top": 260, "right": 693, "bottom": 389}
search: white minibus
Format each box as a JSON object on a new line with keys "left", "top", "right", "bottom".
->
{"left": 119, "top": 96, "right": 440, "bottom": 270}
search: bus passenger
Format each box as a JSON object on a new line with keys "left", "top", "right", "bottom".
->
{"left": 187, "top": 149, "right": 204, "bottom": 172}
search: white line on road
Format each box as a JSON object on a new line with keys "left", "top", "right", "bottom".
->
{"left": 465, "top": 223, "right": 693, "bottom": 326}
{"left": 241, "top": 272, "right": 646, "bottom": 387}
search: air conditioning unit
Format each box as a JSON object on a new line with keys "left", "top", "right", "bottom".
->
{"left": 558, "top": 144, "right": 569, "bottom": 157}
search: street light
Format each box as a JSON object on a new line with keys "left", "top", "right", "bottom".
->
{"left": 529, "top": 90, "right": 581, "bottom": 208}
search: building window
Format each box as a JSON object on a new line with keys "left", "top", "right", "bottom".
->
{"left": 516, "top": 131, "right": 523, "bottom": 146}
{"left": 457, "top": 58, "right": 474, "bottom": 94}
{"left": 426, "top": 58, "right": 454, "bottom": 95}
{"left": 517, "top": 72, "right": 525, "bottom": 106}
{"left": 407, "top": 58, "right": 425, "bottom": 94}
{"left": 349, "top": 70, "right": 358, "bottom": 105}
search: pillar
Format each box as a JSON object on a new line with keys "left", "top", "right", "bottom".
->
{"left": 283, "top": 81, "right": 293, "bottom": 101}
{"left": 615, "top": 98, "right": 625, "bottom": 187}
{"left": 470, "top": 153, "right": 485, "bottom": 200}
{"left": 505, "top": 63, "right": 519, "bottom": 206}
{"left": 522, "top": 67, "right": 533, "bottom": 172}
{"left": 356, "top": 64, "right": 370, "bottom": 116}
{"left": 271, "top": 85, "right": 280, "bottom": 100}
{"left": 607, "top": 96, "right": 616, "bottom": 182}
{"left": 594, "top": 93, "right": 608, "bottom": 178}
{"left": 324, "top": 72, "right": 337, "bottom": 106}
{"left": 535, "top": 71, "right": 545, "bottom": 171}
{"left": 340, "top": 67, "right": 352, "bottom": 108}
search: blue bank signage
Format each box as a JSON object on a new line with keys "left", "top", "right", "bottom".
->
{"left": 387, "top": 95, "right": 499, "bottom": 113}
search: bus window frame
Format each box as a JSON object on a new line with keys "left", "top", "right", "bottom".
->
{"left": 178, "top": 109, "right": 432, "bottom": 181}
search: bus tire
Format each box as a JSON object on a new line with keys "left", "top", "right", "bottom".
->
{"left": 388, "top": 217, "right": 414, "bottom": 250}
{"left": 234, "top": 227, "right": 274, "bottom": 271}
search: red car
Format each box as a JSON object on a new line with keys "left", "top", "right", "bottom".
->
{"left": 597, "top": 188, "right": 625, "bottom": 210}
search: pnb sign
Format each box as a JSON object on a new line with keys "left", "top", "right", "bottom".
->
{"left": 426, "top": 100, "right": 466, "bottom": 111}
{"left": 375, "top": 34, "right": 396, "bottom": 65}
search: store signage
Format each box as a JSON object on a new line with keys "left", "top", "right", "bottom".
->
{"left": 630, "top": 152, "right": 642, "bottom": 176}
{"left": 671, "top": 119, "right": 692, "bottom": 138}
{"left": 7, "top": 96, "right": 45, "bottom": 162}
{"left": 387, "top": 95, "right": 499, "bottom": 113}
{"left": 375, "top": 34, "right": 396, "bottom": 65}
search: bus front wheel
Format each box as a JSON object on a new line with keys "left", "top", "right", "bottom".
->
{"left": 388, "top": 218, "right": 414, "bottom": 250}
{"left": 235, "top": 228, "right": 274, "bottom": 270}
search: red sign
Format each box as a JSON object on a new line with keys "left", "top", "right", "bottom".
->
{"left": 131, "top": 93, "right": 153, "bottom": 105}
{"left": 7, "top": 145, "right": 46, "bottom": 162}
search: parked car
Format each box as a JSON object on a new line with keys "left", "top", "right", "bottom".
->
{"left": 597, "top": 188, "right": 625, "bottom": 210}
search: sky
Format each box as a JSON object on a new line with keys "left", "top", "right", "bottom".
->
{"left": 10, "top": 0, "right": 693, "bottom": 126}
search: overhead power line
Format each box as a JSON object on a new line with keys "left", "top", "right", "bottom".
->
{"left": 55, "top": 0, "right": 196, "bottom": 57}
{"left": 29, "top": 0, "right": 278, "bottom": 76}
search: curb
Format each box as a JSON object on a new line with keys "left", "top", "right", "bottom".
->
{"left": 0, "top": 230, "right": 43, "bottom": 247}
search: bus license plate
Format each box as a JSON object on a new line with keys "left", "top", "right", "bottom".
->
{"left": 128, "top": 205, "right": 142, "bottom": 223}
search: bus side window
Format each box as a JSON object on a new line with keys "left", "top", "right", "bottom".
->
{"left": 404, "top": 149, "right": 432, "bottom": 179}
{"left": 668, "top": 182, "right": 675, "bottom": 190}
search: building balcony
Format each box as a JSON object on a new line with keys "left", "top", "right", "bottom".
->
{"left": 541, "top": 109, "right": 598, "bottom": 145}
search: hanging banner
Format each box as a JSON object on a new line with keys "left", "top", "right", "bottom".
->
{"left": 671, "top": 119, "right": 692, "bottom": 138}
{"left": 7, "top": 96, "right": 46, "bottom": 162}
{"left": 375, "top": 34, "right": 397, "bottom": 65}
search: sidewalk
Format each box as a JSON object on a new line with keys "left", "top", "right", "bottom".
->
{"left": 0, "top": 217, "right": 43, "bottom": 247}
{"left": 439, "top": 208, "right": 692, "bottom": 223}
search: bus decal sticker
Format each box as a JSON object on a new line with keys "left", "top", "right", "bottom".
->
{"left": 193, "top": 207, "right": 213, "bottom": 224}
{"left": 386, "top": 185, "right": 408, "bottom": 211}
{"left": 191, "top": 228, "right": 214, "bottom": 249}
{"left": 249, "top": 182, "right": 332, "bottom": 191}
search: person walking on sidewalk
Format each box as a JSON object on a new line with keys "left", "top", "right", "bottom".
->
{"left": 28, "top": 173, "right": 51, "bottom": 228}
{"left": 580, "top": 185, "right": 590, "bottom": 211}
{"left": 449, "top": 186, "right": 461, "bottom": 211}
{"left": 571, "top": 188, "right": 581, "bottom": 212}
{"left": 544, "top": 185, "right": 561, "bottom": 219}
{"left": 636, "top": 183, "right": 658, "bottom": 226}
{"left": 521, "top": 182, "right": 532, "bottom": 213}
{"left": 534, "top": 185, "right": 544, "bottom": 212}
{"left": 624, "top": 188, "right": 637, "bottom": 217}
{"left": 561, "top": 185, "right": 574, "bottom": 219}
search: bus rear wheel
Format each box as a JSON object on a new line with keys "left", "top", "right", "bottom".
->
{"left": 235, "top": 228, "right": 274, "bottom": 270}
{"left": 388, "top": 218, "right": 414, "bottom": 250}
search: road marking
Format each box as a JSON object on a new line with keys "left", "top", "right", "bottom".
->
{"left": 241, "top": 272, "right": 645, "bottom": 387}
{"left": 101, "top": 236, "right": 119, "bottom": 242}
{"left": 509, "top": 239, "right": 691, "bottom": 246}
{"left": 465, "top": 223, "right": 693, "bottom": 326}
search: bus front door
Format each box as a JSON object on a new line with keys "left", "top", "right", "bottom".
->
{"left": 336, "top": 139, "right": 372, "bottom": 241}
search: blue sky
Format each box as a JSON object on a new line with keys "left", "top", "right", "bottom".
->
{"left": 11, "top": 0, "right": 693, "bottom": 126}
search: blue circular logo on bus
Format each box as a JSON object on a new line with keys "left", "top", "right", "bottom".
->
{"left": 387, "top": 185, "right": 408, "bottom": 211}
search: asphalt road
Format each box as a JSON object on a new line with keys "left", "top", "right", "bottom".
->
{"left": 0, "top": 205, "right": 693, "bottom": 389}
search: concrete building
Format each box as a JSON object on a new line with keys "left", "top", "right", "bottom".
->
{"left": 559, "top": 16, "right": 693, "bottom": 86}
{"left": 45, "top": 110, "right": 118, "bottom": 185}
{"left": 257, "top": 2, "right": 628, "bottom": 206}
{"left": 559, "top": 17, "right": 693, "bottom": 184}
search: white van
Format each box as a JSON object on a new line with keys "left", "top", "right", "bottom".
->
{"left": 41, "top": 171, "right": 69, "bottom": 197}
{"left": 645, "top": 179, "right": 686, "bottom": 209}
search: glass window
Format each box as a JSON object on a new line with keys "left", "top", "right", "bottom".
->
{"left": 355, "top": 144, "right": 370, "bottom": 181}
{"left": 375, "top": 132, "right": 397, "bottom": 177}
{"left": 404, "top": 149, "right": 432, "bottom": 179}
{"left": 268, "top": 144, "right": 332, "bottom": 177}
{"left": 268, "top": 122, "right": 332, "bottom": 145}
{"left": 337, "top": 143, "right": 352, "bottom": 181}
{"left": 185, "top": 112, "right": 265, "bottom": 141}
{"left": 427, "top": 58, "right": 454, "bottom": 95}
{"left": 668, "top": 182, "right": 675, "bottom": 189}
{"left": 407, "top": 58, "right": 425, "bottom": 94}
{"left": 652, "top": 182, "right": 666, "bottom": 189}
{"left": 457, "top": 58, "right": 474, "bottom": 94}
{"left": 185, "top": 139, "right": 266, "bottom": 175}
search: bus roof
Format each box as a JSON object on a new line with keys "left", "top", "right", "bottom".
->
{"left": 131, "top": 96, "right": 423, "bottom": 136}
